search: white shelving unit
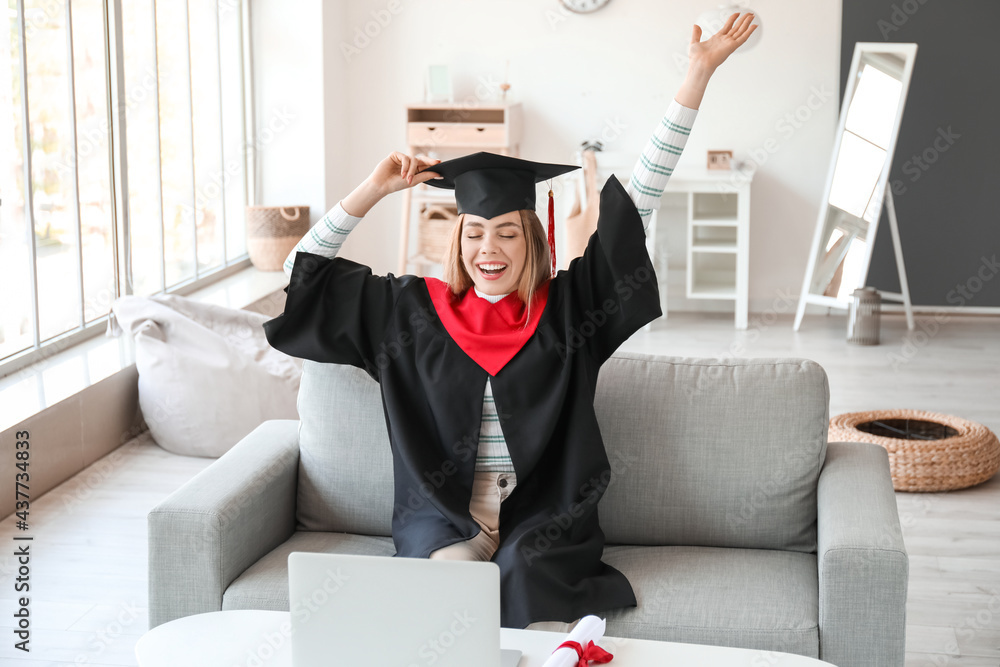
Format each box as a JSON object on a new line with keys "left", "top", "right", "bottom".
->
{"left": 676, "top": 173, "right": 751, "bottom": 329}
{"left": 568, "top": 165, "right": 752, "bottom": 330}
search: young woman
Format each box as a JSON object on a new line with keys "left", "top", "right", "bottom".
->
{"left": 263, "top": 14, "right": 757, "bottom": 631}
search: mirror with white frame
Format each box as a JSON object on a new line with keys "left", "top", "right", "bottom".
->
{"left": 794, "top": 43, "right": 918, "bottom": 331}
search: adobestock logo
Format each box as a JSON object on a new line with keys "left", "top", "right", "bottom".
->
{"left": 946, "top": 255, "right": 999, "bottom": 307}
{"left": 891, "top": 126, "right": 960, "bottom": 196}
{"left": 339, "top": 0, "right": 404, "bottom": 63}
{"left": 410, "top": 611, "right": 477, "bottom": 667}
{"left": 718, "top": 85, "right": 834, "bottom": 193}
{"left": 877, "top": 0, "right": 931, "bottom": 39}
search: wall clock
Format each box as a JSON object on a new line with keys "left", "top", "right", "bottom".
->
{"left": 560, "top": 0, "right": 612, "bottom": 14}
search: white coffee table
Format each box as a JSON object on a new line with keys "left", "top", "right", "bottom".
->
{"left": 136, "top": 610, "right": 836, "bottom": 666}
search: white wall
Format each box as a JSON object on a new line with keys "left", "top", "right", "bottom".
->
{"left": 256, "top": 0, "right": 842, "bottom": 314}
{"left": 252, "top": 0, "right": 349, "bottom": 224}
{"left": 322, "top": 1, "right": 352, "bottom": 216}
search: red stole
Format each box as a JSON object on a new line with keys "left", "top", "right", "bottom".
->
{"left": 424, "top": 278, "right": 549, "bottom": 376}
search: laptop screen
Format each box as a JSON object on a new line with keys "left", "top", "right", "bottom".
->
{"left": 288, "top": 552, "right": 506, "bottom": 667}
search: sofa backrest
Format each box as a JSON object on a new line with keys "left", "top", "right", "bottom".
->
{"left": 594, "top": 353, "right": 828, "bottom": 552}
{"left": 295, "top": 352, "right": 829, "bottom": 553}
{"left": 295, "top": 360, "right": 394, "bottom": 538}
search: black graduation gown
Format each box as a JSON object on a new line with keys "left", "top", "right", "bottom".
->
{"left": 261, "top": 174, "right": 660, "bottom": 628}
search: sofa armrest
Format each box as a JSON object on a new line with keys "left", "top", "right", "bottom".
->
{"left": 148, "top": 419, "right": 300, "bottom": 628}
{"left": 816, "top": 441, "right": 908, "bottom": 667}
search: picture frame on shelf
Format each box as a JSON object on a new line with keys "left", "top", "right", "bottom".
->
{"left": 425, "top": 65, "right": 453, "bottom": 104}
{"left": 707, "top": 150, "right": 733, "bottom": 170}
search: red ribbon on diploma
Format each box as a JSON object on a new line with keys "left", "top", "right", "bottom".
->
{"left": 555, "top": 639, "right": 613, "bottom": 666}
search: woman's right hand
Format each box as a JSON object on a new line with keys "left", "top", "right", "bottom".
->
{"left": 368, "top": 152, "right": 443, "bottom": 196}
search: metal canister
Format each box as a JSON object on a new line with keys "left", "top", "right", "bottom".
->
{"left": 847, "top": 287, "right": 881, "bottom": 345}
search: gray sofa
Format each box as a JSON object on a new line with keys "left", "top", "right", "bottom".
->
{"left": 148, "top": 352, "right": 908, "bottom": 666}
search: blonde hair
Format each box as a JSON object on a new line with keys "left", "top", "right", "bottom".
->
{"left": 441, "top": 209, "right": 551, "bottom": 326}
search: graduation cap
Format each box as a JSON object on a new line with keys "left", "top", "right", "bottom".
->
{"left": 424, "top": 151, "right": 580, "bottom": 277}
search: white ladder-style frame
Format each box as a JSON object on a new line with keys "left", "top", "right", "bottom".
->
{"left": 794, "top": 183, "right": 915, "bottom": 332}
{"left": 794, "top": 42, "right": 918, "bottom": 333}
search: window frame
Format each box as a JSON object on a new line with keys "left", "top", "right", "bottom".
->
{"left": 1, "top": 0, "right": 258, "bottom": 381}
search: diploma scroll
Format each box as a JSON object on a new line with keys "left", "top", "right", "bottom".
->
{"left": 541, "top": 615, "right": 613, "bottom": 667}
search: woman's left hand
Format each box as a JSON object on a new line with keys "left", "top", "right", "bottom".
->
{"left": 688, "top": 12, "right": 758, "bottom": 76}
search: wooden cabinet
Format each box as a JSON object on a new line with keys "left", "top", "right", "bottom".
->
{"left": 397, "top": 103, "right": 522, "bottom": 275}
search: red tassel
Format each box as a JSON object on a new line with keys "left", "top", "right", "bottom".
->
{"left": 548, "top": 188, "right": 556, "bottom": 278}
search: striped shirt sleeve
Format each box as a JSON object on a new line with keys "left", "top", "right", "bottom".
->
{"left": 281, "top": 200, "right": 365, "bottom": 279}
{"left": 625, "top": 99, "right": 699, "bottom": 231}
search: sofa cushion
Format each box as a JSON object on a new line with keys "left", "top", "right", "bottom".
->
{"left": 597, "top": 355, "right": 828, "bottom": 552}
{"left": 602, "top": 544, "right": 819, "bottom": 656}
{"left": 295, "top": 362, "right": 395, "bottom": 535}
{"left": 224, "top": 536, "right": 819, "bottom": 658}
{"left": 223, "top": 531, "right": 395, "bottom": 611}
{"left": 295, "top": 353, "right": 829, "bottom": 553}
{"left": 108, "top": 294, "right": 301, "bottom": 457}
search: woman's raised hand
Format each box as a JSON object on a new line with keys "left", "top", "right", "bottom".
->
{"left": 688, "top": 12, "right": 758, "bottom": 75}
{"left": 674, "top": 11, "right": 757, "bottom": 109}
{"left": 369, "top": 152, "right": 443, "bottom": 196}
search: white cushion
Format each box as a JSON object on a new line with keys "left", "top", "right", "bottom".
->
{"left": 108, "top": 294, "right": 301, "bottom": 457}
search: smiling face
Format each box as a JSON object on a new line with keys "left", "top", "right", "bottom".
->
{"left": 460, "top": 210, "right": 527, "bottom": 296}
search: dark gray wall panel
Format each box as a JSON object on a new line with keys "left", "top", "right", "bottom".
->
{"left": 841, "top": 0, "right": 1000, "bottom": 307}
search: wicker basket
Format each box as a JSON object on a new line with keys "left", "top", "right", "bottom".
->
{"left": 245, "top": 205, "right": 310, "bottom": 271}
{"left": 829, "top": 409, "right": 1000, "bottom": 492}
{"left": 417, "top": 204, "right": 459, "bottom": 266}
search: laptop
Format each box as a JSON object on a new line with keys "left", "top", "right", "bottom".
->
{"left": 288, "top": 551, "right": 522, "bottom": 667}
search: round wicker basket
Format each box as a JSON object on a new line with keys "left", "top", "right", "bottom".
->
{"left": 245, "top": 205, "right": 310, "bottom": 271}
{"left": 829, "top": 409, "right": 1000, "bottom": 492}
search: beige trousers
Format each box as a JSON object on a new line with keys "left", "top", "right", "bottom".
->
{"left": 429, "top": 471, "right": 581, "bottom": 634}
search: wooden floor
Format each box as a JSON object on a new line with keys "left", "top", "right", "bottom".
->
{"left": 0, "top": 311, "right": 997, "bottom": 666}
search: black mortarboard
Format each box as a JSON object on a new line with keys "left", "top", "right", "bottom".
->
{"left": 425, "top": 151, "right": 579, "bottom": 219}
{"left": 424, "top": 151, "right": 580, "bottom": 276}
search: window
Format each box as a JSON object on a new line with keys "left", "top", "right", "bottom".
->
{"left": 1, "top": 0, "right": 253, "bottom": 378}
